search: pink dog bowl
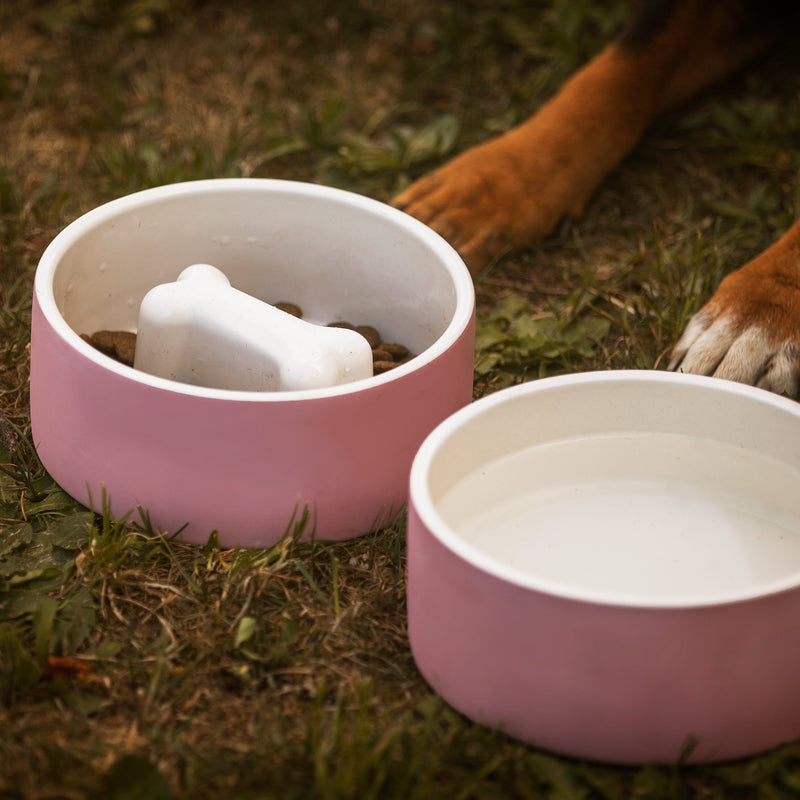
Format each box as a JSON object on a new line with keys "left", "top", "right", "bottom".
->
{"left": 31, "top": 179, "right": 475, "bottom": 547}
{"left": 408, "top": 371, "right": 800, "bottom": 764}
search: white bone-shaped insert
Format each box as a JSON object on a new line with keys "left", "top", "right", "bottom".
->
{"left": 134, "top": 264, "right": 374, "bottom": 391}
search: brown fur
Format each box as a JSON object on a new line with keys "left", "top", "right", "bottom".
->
{"left": 394, "top": 0, "right": 800, "bottom": 394}
{"left": 394, "top": 1, "right": 780, "bottom": 274}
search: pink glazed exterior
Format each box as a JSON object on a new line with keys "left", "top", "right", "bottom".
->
{"left": 408, "top": 507, "right": 800, "bottom": 763}
{"left": 30, "top": 180, "right": 475, "bottom": 547}
{"left": 408, "top": 377, "right": 800, "bottom": 765}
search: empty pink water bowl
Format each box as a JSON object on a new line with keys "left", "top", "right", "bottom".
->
{"left": 31, "top": 179, "right": 475, "bottom": 547}
{"left": 408, "top": 371, "right": 800, "bottom": 764}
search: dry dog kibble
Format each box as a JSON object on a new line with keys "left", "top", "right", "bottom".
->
{"left": 380, "top": 342, "right": 410, "bottom": 360}
{"left": 273, "top": 307, "right": 415, "bottom": 371}
{"left": 84, "top": 305, "right": 414, "bottom": 377}
{"left": 275, "top": 301, "right": 303, "bottom": 318}
{"left": 372, "top": 360, "right": 397, "bottom": 374}
{"left": 326, "top": 320, "right": 414, "bottom": 372}
{"left": 372, "top": 347, "right": 393, "bottom": 363}
{"left": 81, "top": 330, "right": 136, "bottom": 367}
{"left": 355, "top": 325, "right": 381, "bottom": 349}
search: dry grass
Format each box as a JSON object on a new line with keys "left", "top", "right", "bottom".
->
{"left": 2, "top": 1, "right": 800, "bottom": 797}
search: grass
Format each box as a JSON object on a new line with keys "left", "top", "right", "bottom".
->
{"left": 1, "top": 0, "right": 800, "bottom": 797}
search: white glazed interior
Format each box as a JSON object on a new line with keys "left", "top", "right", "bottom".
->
{"left": 39, "top": 178, "right": 473, "bottom": 399}
{"left": 411, "top": 371, "right": 800, "bottom": 607}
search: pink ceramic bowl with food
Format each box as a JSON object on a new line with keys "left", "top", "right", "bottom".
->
{"left": 31, "top": 178, "right": 475, "bottom": 547}
{"left": 408, "top": 371, "right": 800, "bottom": 764}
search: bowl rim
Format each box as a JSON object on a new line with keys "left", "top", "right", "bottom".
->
{"left": 410, "top": 370, "right": 800, "bottom": 609}
{"left": 34, "top": 178, "right": 475, "bottom": 402}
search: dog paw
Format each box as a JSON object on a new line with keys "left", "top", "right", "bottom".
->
{"left": 669, "top": 311, "right": 800, "bottom": 395}
{"left": 393, "top": 139, "right": 550, "bottom": 274}
{"left": 669, "top": 238, "right": 800, "bottom": 396}
{"left": 394, "top": 46, "right": 661, "bottom": 275}
{"left": 392, "top": 123, "right": 594, "bottom": 275}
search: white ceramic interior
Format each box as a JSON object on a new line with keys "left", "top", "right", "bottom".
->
{"left": 408, "top": 371, "right": 800, "bottom": 763}
{"left": 31, "top": 178, "right": 475, "bottom": 546}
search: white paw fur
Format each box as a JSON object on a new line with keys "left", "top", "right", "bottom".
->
{"left": 670, "top": 313, "right": 800, "bottom": 397}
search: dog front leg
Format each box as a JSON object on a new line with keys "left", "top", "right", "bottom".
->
{"left": 670, "top": 218, "right": 800, "bottom": 396}
{"left": 393, "top": 0, "right": 778, "bottom": 275}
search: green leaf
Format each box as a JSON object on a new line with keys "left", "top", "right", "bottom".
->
{"left": 562, "top": 316, "right": 611, "bottom": 354}
{"left": 0, "top": 540, "right": 71, "bottom": 579}
{"left": 474, "top": 319, "right": 509, "bottom": 351}
{"left": 45, "top": 512, "right": 94, "bottom": 550}
{"left": 0, "top": 513, "right": 92, "bottom": 628}
{"left": 703, "top": 197, "right": 758, "bottom": 223}
{"left": 338, "top": 139, "right": 401, "bottom": 173}
{"left": 526, "top": 751, "right": 592, "bottom": 799}
{"left": 474, "top": 292, "right": 611, "bottom": 386}
{"left": 2, "top": 565, "right": 65, "bottom": 591}
{"left": 260, "top": 134, "right": 310, "bottom": 162}
{"left": 474, "top": 352, "right": 502, "bottom": 376}
{"left": 319, "top": 95, "right": 346, "bottom": 133}
{"left": 487, "top": 293, "right": 529, "bottom": 322}
{"left": 234, "top": 615, "right": 258, "bottom": 649}
{"left": 403, "top": 114, "right": 459, "bottom": 166}
{"left": 0, "top": 523, "right": 33, "bottom": 559}
{"left": 52, "top": 586, "right": 96, "bottom": 655}
{"left": 513, "top": 316, "right": 556, "bottom": 352}
{"left": 103, "top": 754, "right": 174, "bottom": 800}
{"left": 0, "top": 589, "right": 44, "bottom": 621}
{"left": 32, "top": 595, "right": 58, "bottom": 658}
{"left": 21, "top": 487, "right": 82, "bottom": 517}
{"left": 61, "top": 688, "right": 110, "bottom": 717}
{"left": 0, "top": 624, "right": 40, "bottom": 704}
